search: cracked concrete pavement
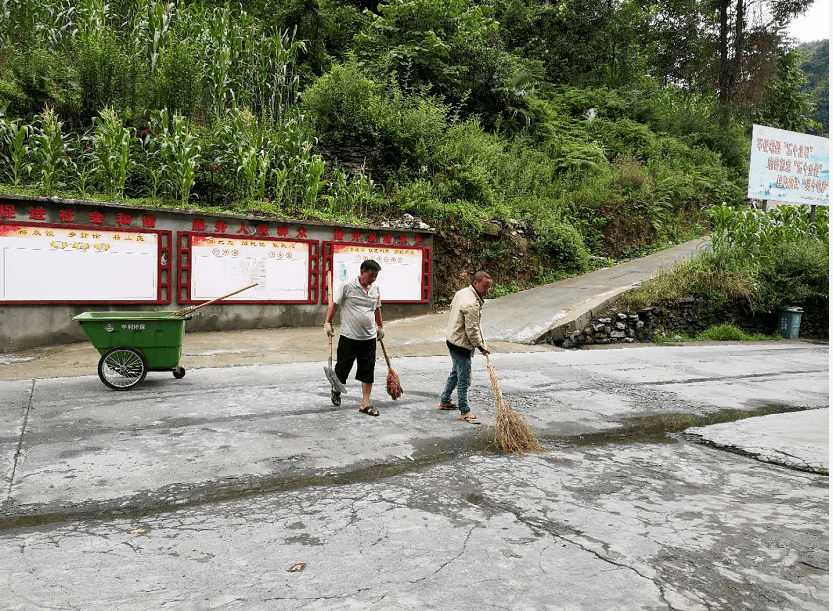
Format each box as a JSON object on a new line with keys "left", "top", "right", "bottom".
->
{"left": 1, "top": 341, "right": 828, "bottom": 610}
{"left": 0, "top": 237, "right": 829, "bottom": 610}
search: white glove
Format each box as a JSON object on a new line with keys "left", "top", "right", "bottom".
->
{"left": 324, "top": 322, "right": 334, "bottom": 337}
{"left": 376, "top": 326, "right": 385, "bottom": 340}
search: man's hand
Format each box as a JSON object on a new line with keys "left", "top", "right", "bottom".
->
{"left": 376, "top": 326, "right": 385, "bottom": 340}
{"left": 324, "top": 322, "right": 334, "bottom": 337}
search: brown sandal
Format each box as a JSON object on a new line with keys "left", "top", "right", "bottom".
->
{"left": 438, "top": 402, "right": 457, "bottom": 410}
{"left": 460, "top": 413, "right": 481, "bottom": 424}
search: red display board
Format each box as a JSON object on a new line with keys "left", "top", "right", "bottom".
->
{"left": 176, "top": 232, "right": 320, "bottom": 304}
{"left": 0, "top": 221, "right": 172, "bottom": 304}
{"left": 322, "top": 241, "right": 431, "bottom": 304}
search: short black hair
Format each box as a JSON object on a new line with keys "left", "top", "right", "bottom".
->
{"left": 361, "top": 259, "right": 382, "bottom": 272}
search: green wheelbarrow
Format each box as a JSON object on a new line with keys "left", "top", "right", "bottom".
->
{"left": 73, "top": 283, "right": 257, "bottom": 390}
{"left": 73, "top": 311, "right": 189, "bottom": 390}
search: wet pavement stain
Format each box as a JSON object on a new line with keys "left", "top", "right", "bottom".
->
{"left": 2, "top": 405, "right": 822, "bottom": 533}
{"left": 562, "top": 405, "right": 815, "bottom": 447}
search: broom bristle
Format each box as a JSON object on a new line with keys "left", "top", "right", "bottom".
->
{"left": 486, "top": 359, "right": 543, "bottom": 454}
{"left": 386, "top": 368, "right": 402, "bottom": 400}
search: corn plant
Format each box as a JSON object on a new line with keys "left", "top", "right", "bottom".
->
{"left": 31, "top": 106, "right": 72, "bottom": 193}
{"left": 236, "top": 26, "right": 306, "bottom": 127}
{"left": 300, "top": 152, "right": 327, "bottom": 209}
{"left": 27, "top": 0, "right": 77, "bottom": 53}
{"left": 709, "top": 203, "right": 828, "bottom": 256}
{"left": 88, "top": 107, "right": 131, "bottom": 196}
{"left": 150, "top": 108, "right": 201, "bottom": 206}
{"left": 0, "top": 113, "right": 32, "bottom": 186}
{"left": 323, "top": 165, "right": 376, "bottom": 216}
{"left": 64, "top": 131, "right": 93, "bottom": 198}
{"left": 144, "top": 1, "right": 174, "bottom": 75}
{"left": 199, "top": 5, "right": 234, "bottom": 121}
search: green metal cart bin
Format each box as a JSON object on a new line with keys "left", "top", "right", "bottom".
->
{"left": 73, "top": 311, "right": 188, "bottom": 390}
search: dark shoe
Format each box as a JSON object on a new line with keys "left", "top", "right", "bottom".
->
{"left": 359, "top": 405, "right": 379, "bottom": 417}
{"left": 331, "top": 390, "right": 341, "bottom": 406}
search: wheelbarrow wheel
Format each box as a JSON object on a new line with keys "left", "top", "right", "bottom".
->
{"left": 98, "top": 347, "right": 147, "bottom": 390}
{"left": 173, "top": 366, "right": 186, "bottom": 379}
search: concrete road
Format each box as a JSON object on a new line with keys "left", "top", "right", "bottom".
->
{"left": 1, "top": 341, "right": 828, "bottom": 610}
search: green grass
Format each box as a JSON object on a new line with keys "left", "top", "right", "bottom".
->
{"left": 652, "top": 323, "right": 781, "bottom": 343}
{"left": 695, "top": 323, "right": 779, "bottom": 341}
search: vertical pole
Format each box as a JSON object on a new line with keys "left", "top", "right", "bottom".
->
{"left": 810, "top": 205, "right": 817, "bottom": 225}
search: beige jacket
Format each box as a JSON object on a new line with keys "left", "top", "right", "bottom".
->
{"left": 445, "top": 285, "right": 486, "bottom": 353}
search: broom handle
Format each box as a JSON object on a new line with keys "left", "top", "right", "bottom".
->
{"left": 174, "top": 283, "right": 258, "bottom": 315}
{"left": 327, "top": 271, "right": 336, "bottom": 361}
{"left": 379, "top": 337, "right": 393, "bottom": 368}
{"left": 478, "top": 321, "right": 490, "bottom": 354}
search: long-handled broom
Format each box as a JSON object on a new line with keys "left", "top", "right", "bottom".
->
{"left": 168, "top": 283, "right": 258, "bottom": 317}
{"left": 378, "top": 337, "right": 402, "bottom": 400}
{"left": 480, "top": 326, "right": 543, "bottom": 454}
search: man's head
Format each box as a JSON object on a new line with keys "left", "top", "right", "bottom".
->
{"left": 359, "top": 259, "right": 382, "bottom": 287}
{"left": 472, "top": 271, "right": 493, "bottom": 296}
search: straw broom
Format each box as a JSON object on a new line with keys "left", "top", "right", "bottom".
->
{"left": 480, "top": 326, "right": 543, "bottom": 454}
{"left": 378, "top": 337, "right": 402, "bottom": 400}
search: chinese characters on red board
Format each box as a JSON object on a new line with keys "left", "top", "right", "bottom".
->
{"left": 756, "top": 137, "right": 828, "bottom": 195}
{"left": 0, "top": 204, "right": 428, "bottom": 245}
{"left": 1, "top": 224, "right": 153, "bottom": 256}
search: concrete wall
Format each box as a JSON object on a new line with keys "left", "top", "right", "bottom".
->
{"left": 0, "top": 195, "right": 433, "bottom": 352}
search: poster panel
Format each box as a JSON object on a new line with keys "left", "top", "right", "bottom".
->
{"left": 0, "top": 223, "right": 162, "bottom": 302}
{"left": 329, "top": 243, "right": 429, "bottom": 303}
{"left": 748, "top": 124, "right": 829, "bottom": 206}
{"left": 183, "top": 234, "right": 317, "bottom": 303}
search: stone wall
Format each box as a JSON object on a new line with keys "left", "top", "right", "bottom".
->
{"left": 553, "top": 296, "right": 828, "bottom": 348}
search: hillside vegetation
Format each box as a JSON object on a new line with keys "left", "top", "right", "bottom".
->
{"left": 0, "top": 0, "right": 827, "bottom": 306}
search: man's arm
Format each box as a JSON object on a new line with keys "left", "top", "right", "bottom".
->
{"left": 324, "top": 302, "right": 338, "bottom": 336}
{"left": 375, "top": 307, "right": 384, "bottom": 339}
{"left": 463, "top": 305, "right": 487, "bottom": 353}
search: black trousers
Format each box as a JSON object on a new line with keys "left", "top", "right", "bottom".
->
{"left": 335, "top": 336, "right": 377, "bottom": 385}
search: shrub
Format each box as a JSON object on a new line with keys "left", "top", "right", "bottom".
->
{"left": 300, "top": 62, "right": 382, "bottom": 145}
{"left": 1, "top": 49, "right": 81, "bottom": 122}
{"left": 532, "top": 218, "right": 590, "bottom": 274}
{"left": 588, "top": 117, "right": 655, "bottom": 161}
{"left": 751, "top": 239, "right": 829, "bottom": 314}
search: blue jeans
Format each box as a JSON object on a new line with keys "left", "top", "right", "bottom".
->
{"left": 441, "top": 351, "right": 472, "bottom": 415}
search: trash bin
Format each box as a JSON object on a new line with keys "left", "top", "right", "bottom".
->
{"left": 779, "top": 307, "right": 803, "bottom": 339}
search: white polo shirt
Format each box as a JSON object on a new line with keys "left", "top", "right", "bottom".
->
{"left": 336, "top": 276, "right": 381, "bottom": 341}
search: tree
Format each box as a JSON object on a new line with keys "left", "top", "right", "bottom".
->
{"left": 797, "top": 40, "right": 829, "bottom": 135}
{"left": 711, "top": 0, "right": 814, "bottom": 125}
{"left": 758, "top": 48, "right": 817, "bottom": 132}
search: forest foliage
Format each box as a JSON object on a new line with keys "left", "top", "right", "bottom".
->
{"left": 0, "top": 0, "right": 828, "bottom": 301}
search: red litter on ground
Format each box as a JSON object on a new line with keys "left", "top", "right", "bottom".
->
{"left": 288, "top": 563, "right": 306, "bottom": 572}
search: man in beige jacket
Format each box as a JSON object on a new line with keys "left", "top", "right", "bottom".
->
{"left": 439, "top": 271, "right": 493, "bottom": 423}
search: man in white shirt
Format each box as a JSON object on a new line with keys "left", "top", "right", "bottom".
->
{"left": 324, "top": 259, "right": 384, "bottom": 416}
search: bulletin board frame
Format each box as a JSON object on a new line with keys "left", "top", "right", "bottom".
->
{"left": 176, "top": 231, "right": 320, "bottom": 305}
{"left": 322, "top": 241, "right": 432, "bottom": 304}
{"left": 0, "top": 221, "right": 173, "bottom": 305}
